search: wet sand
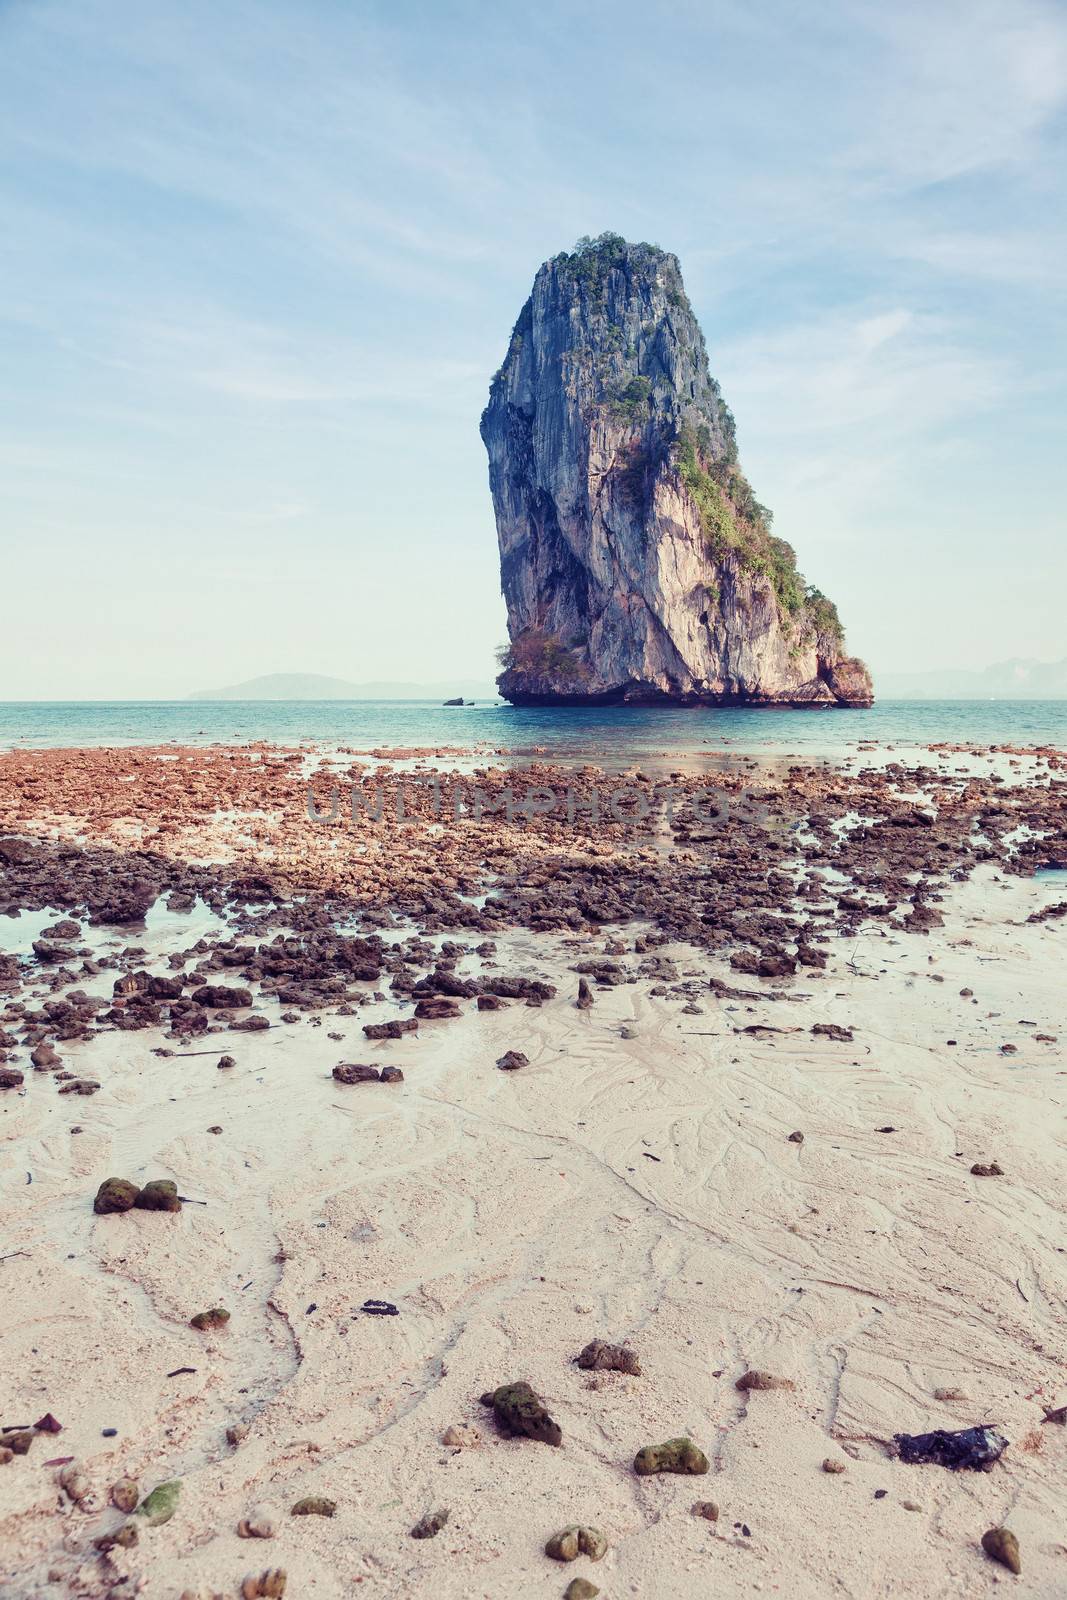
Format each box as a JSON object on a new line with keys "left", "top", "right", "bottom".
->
{"left": 1, "top": 741, "right": 1066, "bottom": 1597}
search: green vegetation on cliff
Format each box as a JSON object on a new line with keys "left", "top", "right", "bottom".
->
{"left": 673, "top": 426, "right": 843, "bottom": 644}
{"left": 496, "top": 628, "right": 591, "bottom": 684}
{"left": 554, "top": 231, "right": 663, "bottom": 288}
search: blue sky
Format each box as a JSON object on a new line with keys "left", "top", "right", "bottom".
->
{"left": 1, "top": 0, "right": 1064, "bottom": 697}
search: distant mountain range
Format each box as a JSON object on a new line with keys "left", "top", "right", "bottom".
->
{"left": 189, "top": 661, "right": 1067, "bottom": 703}
{"left": 188, "top": 672, "right": 499, "bottom": 702}
{"left": 876, "top": 658, "right": 1067, "bottom": 700}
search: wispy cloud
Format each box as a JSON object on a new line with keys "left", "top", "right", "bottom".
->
{"left": 846, "top": 0, "right": 1067, "bottom": 184}
{"left": 0, "top": 0, "right": 1064, "bottom": 690}
{"left": 716, "top": 304, "right": 1011, "bottom": 544}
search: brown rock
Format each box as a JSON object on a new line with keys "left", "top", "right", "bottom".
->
{"left": 93, "top": 1177, "right": 140, "bottom": 1214}
{"left": 575, "top": 1339, "right": 641, "bottom": 1375}
{"left": 192, "top": 984, "right": 253, "bottom": 1008}
{"left": 0, "top": 1430, "right": 35, "bottom": 1455}
{"left": 363, "top": 1018, "right": 418, "bottom": 1038}
{"left": 290, "top": 1496, "right": 335, "bottom": 1516}
{"left": 736, "top": 1369, "right": 795, "bottom": 1392}
{"left": 411, "top": 1508, "right": 449, "bottom": 1539}
{"left": 811, "top": 1022, "right": 853, "bottom": 1042}
{"left": 134, "top": 1179, "right": 182, "bottom": 1212}
{"left": 480, "top": 1381, "right": 561, "bottom": 1446}
{"left": 332, "top": 1063, "right": 380, "bottom": 1084}
{"left": 110, "top": 1478, "right": 139, "bottom": 1513}
{"left": 633, "top": 1437, "right": 709, "bottom": 1475}
{"left": 981, "top": 1526, "right": 1020, "bottom": 1575}
{"left": 441, "top": 1423, "right": 482, "bottom": 1448}
{"left": 190, "top": 1308, "right": 230, "bottom": 1331}
{"left": 240, "top": 1572, "right": 287, "bottom": 1599}
{"left": 59, "top": 1462, "right": 90, "bottom": 1504}
{"left": 496, "top": 1050, "right": 529, "bottom": 1071}
{"left": 413, "top": 997, "right": 461, "bottom": 1020}
{"left": 545, "top": 1525, "right": 608, "bottom": 1561}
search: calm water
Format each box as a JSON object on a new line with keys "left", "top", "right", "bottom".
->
{"left": 0, "top": 699, "right": 1064, "bottom": 756}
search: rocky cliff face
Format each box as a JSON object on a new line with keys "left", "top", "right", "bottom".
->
{"left": 481, "top": 234, "right": 873, "bottom": 706}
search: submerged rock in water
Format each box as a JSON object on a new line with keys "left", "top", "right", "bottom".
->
{"left": 480, "top": 1381, "right": 562, "bottom": 1446}
{"left": 633, "top": 1437, "right": 709, "bottom": 1475}
{"left": 482, "top": 233, "right": 871, "bottom": 707}
{"left": 895, "top": 1426, "right": 1008, "bottom": 1471}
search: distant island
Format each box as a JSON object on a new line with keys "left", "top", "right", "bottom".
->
{"left": 189, "top": 672, "right": 498, "bottom": 701}
{"left": 876, "top": 657, "right": 1067, "bottom": 700}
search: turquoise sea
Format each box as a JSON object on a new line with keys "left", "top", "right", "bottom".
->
{"left": 0, "top": 699, "right": 1064, "bottom": 757}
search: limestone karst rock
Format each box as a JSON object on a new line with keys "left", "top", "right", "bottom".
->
{"left": 481, "top": 233, "right": 873, "bottom": 706}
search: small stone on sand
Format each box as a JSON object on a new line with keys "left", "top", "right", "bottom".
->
{"left": 981, "top": 1526, "right": 1021, "bottom": 1575}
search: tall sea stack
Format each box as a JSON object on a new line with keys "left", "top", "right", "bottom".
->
{"left": 481, "top": 234, "right": 873, "bottom": 706}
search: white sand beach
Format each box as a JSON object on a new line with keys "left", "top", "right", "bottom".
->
{"left": 3, "top": 836, "right": 1066, "bottom": 1596}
